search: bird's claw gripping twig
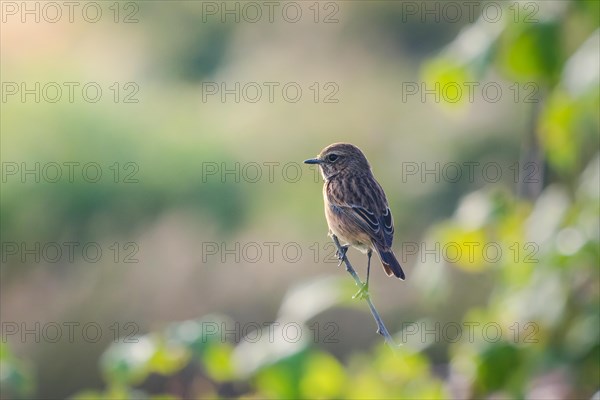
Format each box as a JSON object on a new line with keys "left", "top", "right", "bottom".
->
{"left": 336, "top": 245, "right": 349, "bottom": 266}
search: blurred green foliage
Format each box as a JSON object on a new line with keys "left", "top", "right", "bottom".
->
{"left": 1, "top": 1, "right": 598, "bottom": 399}
{"left": 0, "top": 344, "right": 35, "bottom": 399}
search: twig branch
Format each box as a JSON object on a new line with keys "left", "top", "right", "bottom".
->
{"left": 331, "top": 235, "right": 399, "bottom": 351}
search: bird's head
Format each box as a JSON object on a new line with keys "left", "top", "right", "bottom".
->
{"left": 304, "top": 143, "right": 371, "bottom": 180}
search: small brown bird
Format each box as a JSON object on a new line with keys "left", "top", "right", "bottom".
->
{"left": 305, "top": 143, "right": 405, "bottom": 295}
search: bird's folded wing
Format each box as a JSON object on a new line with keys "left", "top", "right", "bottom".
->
{"left": 381, "top": 207, "right": 394, "bottom": 247}
{"left": 331, "top": 202, "right": 393, "bottom": 247}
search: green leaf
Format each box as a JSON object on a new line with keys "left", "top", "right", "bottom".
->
{"left": 421, "top": 58, "right": 474, "bottom": 108}
{"left": 299, "top": 352, "right": 346, "bottom": 398}
{"left": 201, "top": 342, "right": 235, "bottom": 382}
{"left": 497, "top": 20, "right": 562, "bottom": 85}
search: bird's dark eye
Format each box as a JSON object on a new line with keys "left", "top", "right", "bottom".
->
{"left": 327, "top": 154, "right": 339, "bottom": 162}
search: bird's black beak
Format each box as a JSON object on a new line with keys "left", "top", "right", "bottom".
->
{"left": 304, "top": 158, "right": 322, "bottom": 164}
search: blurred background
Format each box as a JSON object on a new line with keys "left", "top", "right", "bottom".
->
{"left": 1, "top": 0, "right": 599, "bottom": 399}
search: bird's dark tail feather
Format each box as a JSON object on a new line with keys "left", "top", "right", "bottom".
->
{"left": 375, "top": 246, "right": 405, "bottom": 280}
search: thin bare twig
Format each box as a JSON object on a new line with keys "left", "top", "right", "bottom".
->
{"left": 331, "top": 235, "right": 399, "bottom": 351}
